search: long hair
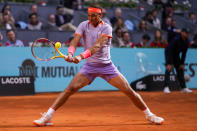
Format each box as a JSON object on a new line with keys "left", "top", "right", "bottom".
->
{"left": 1, "top": 3, "right": 10, "bottom": 13}
{"left": 154, "top": 29, "right": 163, "bottom": 42}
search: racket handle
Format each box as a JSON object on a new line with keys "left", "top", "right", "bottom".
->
{"left": 55, "top": 55, "right": 68, "bottom": 58}
{"left": 64, "top": 55, "right": 68, "bottom": 59}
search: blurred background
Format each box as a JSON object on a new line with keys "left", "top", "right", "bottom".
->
{"left": 0, "top": 0, "right": 196, "bottom": 47}
{"left": 0, "top": 0, "right": 196, "bottom": 93}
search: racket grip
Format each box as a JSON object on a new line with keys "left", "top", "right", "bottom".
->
{"left": 64, "top": 55, "right": 68, "bottom": 59}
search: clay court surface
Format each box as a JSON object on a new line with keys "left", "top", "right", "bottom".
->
{"left": 0, "top": 90, "right": 197, "bottom": 131}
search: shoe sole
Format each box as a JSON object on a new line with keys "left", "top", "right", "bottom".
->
{"left": 149, "top": 119, "right": 164, "bottom": 125}
{"left": 181, "top": 91, "right": 192, "bottom": 93}
{"left": 33, "top": 121, "right": 53, "bottom": 127}
{"left": 156, "top": 120, "right": 164, "bottom": 125}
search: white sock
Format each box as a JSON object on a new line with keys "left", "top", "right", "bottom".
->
{"left": 46, "top": 107, "right": 55, "bottom": 117}
{"left": 143, "top": 108, "right": 153, "bottom": 116}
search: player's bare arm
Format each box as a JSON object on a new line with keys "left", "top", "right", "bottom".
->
{"left": 72, "top": 35, "right": 109, "bottom": 64}
{"left": 89, "top": 35, "right": 109, "bottom": 54}
{"left": 64, "top": 34, "right": 81, "bottom": 62}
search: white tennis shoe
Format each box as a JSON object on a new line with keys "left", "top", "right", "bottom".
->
{"left": 33, "top": 112, "right": 53, "bottom": 126}
{"left": 181, "top": 88, "right": 192, "bottom": 93}
{"left": 146, "top": 114, "right": 164, "bottom": 125}
{"left": 163, "top": 87, "right": 171, "bottom": 93}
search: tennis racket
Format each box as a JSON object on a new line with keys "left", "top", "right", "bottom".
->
{"left": 31, "top": 38, "right": 68, "bottom": 61}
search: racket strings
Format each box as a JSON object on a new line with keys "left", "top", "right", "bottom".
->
{"left": 32, "top": 39, "right": 56, "bottom": 61}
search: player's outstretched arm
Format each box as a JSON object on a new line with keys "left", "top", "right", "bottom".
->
{"left": 88, "top": 35, "right": 109, "bottom": 54}
{"left": 72, "top": 35, "right": 109, "bottom": 64}
{"left": 64, "top": 34, "right": 81, "bottom": 63}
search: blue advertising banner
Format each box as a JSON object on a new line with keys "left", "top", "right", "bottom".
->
{"left": 0, "top": 47, "right": 196, "bottom": 92}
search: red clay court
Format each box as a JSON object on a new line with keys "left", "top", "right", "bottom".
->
{"left": 0, "top": 90, "right": 197, "bottom": 131}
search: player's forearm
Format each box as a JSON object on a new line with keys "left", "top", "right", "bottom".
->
{"left": 89, "top": 43, "right": 102, "bottom": 55}
{"left": 69, "top": 38, "right": 78, "bottom": 48}
{"left": 78, "top": 43, "right": 101, "bottom": 59}
{"left": 88, "top": 35, "right": 108, "bottom": 55}
{"left": 79, "top": 35, "right": 108, "bottom": 59}
{"left": 72, "top": 40, "right": 105, "bottom": 64}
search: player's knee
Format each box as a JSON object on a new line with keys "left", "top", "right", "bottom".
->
{"left": 67, "top": 84, "right": 81, "bottom": 94}
{"left": 66, "top": 87, "right": 77, "bottom": 95}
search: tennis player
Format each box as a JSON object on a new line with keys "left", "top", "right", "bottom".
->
{"left": 33, "top": 5, "right": 164, "bottom": 126}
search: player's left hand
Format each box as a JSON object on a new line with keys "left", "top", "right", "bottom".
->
{"left": 65, "top": 53, "right": 74, "bottom": 63}
{"left": 72, "top": 55, "right": 83, "bottom": 64}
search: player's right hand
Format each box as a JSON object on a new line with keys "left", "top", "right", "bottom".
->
{"left": 64, "top": 53, "right": 73, "bottom": 63}
{"left": 72, "top": 55, "right": 83, "bottom": 64}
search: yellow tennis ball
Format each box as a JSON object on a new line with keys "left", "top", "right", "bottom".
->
{"left": 55, "top": 42, "right": 61, "bottom": 48}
